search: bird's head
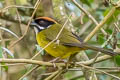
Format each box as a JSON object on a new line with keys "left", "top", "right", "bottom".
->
{"left": 30, "top": 17, "right": 57, "bottom": 34}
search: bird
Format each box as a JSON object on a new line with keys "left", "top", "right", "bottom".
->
{"left": 30, "top": 17, "right": 118, "bottom": 59}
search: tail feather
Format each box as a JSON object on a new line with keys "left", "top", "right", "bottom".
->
{"left": 82, "top": 44, "right": 118, "bottom": 56}
{"left": 63, "top": 43, "right": 119, "bottom": 56}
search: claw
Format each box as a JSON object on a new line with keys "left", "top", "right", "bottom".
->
{"left": 49, "top": 57, "right": 60, "bottom": 68}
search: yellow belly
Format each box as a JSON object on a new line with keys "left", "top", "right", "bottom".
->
{"left": 36, "top": 32, "right": 81, "bottom": 58}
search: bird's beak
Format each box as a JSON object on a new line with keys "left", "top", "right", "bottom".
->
{"left": 30, "top": 20, "right": 37, "bottom": 27}
{"left": 30, "top": 20, "right": 40, "bottom": 28}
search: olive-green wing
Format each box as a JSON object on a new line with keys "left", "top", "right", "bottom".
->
{"left": 44, "top": 24, "right": 82, "bottom": 45}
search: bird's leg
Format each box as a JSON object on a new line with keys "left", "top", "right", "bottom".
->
{"left": 65, "top": 54, "right": 77, "bottom": 69}
{"left": 65, "top": 57, "right": 70, "bottom": 69}
{"left": 66, "top": 56, "right": 74, "bottom": 69}
{"left": 49, "top": 57, "right": 60, "bottom": 67}
{"left": 49, "top": 57, "right": 60, "bottom": 62}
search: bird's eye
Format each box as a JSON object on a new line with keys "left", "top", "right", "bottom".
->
{"left": 39, "top": 20, "right": 45, "bottom": 25}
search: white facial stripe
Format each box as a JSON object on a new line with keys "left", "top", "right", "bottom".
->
{"left": 33, "top": 25, "right": 52, "bottom": 35}
{"left": 34, "top": 23, "right": 45, "bottom": 30}
{"left": 38, "top": 25, "right": 45, "bottom": 29}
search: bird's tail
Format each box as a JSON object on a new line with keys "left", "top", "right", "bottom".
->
{"left": 64, "top": 42, "right": 119, "bottom": 56}
{"left": 82, "top": 43, "right": 119, "bottom": 56}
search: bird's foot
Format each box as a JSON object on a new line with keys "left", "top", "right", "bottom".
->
{"left": 49, "top": 57, "right": 60, "bottom": 67}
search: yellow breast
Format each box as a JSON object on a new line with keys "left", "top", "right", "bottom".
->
{"left": 36, "top": 32, "right": 81, "bottom": 58}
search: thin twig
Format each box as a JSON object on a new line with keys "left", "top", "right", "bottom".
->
{"left": 52, "top": 69, "right": 64, "bottom": 80}
{"left": 77, "top": 55, "right": 111, "bottom": 65}
{"left": 1, "top": 5, "right": 34, "bottom": 11}
{"left": 69, "top": 69, "right": 120, "bottom": 80}
{"left": 8, "top": 0, "right": 40, "bottom": 49}
{"left": 84, "top": 7, "right": 116, "bottom": 42}
{"left": 72, "top": 0, "right": 107, "bottom": 36}
{"left": 79, "top": 64, "right": 120, "bottom": 80}
{"left": 0, "top": 63, "right": 26, "bottom": 67}
{"left": 18, "top": 65, "right": 39, "bottom": 80}
{"left": 0, "top": 58, "right": 65, "bottom": 67}
{"left": 114, "top": 23, "right": 120, "bottom": 32}
{"left": 16, "top": 0, "right": 42, "bottom": 79}
{"left": 91, "top": 32, "right": 114, "bottom": 65}
{"left": 44, "top": 68, "right": 63, "bottom": 80}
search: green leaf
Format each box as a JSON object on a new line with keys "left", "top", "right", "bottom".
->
{"left": 1, "top": 63, "right": 8, "bottom": 71}
{"left": 105, "top": 28, "right": 113, "bottom": 34}
{"left": 114, "top": 55, "right": 120, "bottom": 66}
{"left": 97, "top": 34, "right": 105, "bottom": 44}
{"left": 0, "top": 46, "right": 8, "bottom": 70}
{"left": 80, "top": 0, "right": 91, "bottom": 6}
{"left": 104, "top": 8, "right": 120, "bottom": 25}
{"left": 5, "top": 41, "right": 10, "bottom": 47}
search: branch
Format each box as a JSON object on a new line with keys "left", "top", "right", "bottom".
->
{"left": 0, "top": 58, "right": 65, "bottom": 67}
{"left": 0, "top": 10, "right": 30, "bottom": 25}
{"left": 77, "top": 55, "right": 111, "bottom": 65}
{"left": 72, "top": 0, "right": 107, "bottom": 36}
{"left": 0, "top": 55, "right": 111, "bottom": 67}
{"left": 84, "top": 7, "right": 116, "bottom": 42}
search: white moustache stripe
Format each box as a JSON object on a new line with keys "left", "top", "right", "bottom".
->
{"left": 38, "top": 26, "right": 45, "bottom": 29}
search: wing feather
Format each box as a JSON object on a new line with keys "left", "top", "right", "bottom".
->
{"left": 43, "top": 24, "right": 82, "bottom": 45}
